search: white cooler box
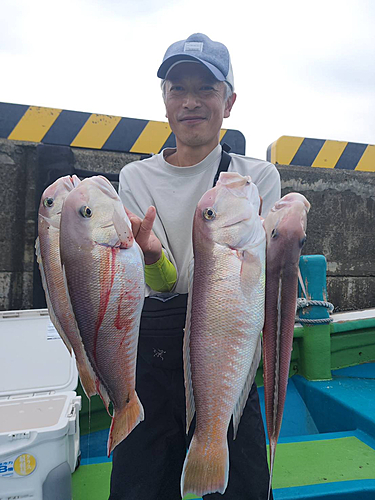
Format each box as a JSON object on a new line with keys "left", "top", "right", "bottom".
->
{"left": 0, "top": 309, "right": 81, "bottom": 500}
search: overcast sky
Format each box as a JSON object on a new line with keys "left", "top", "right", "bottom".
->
{"left": 1, "top": 0, "right": 374, "bottom": 159}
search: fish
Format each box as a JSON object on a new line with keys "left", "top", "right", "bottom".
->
{"left": 35, "top": 175, "right": 97, "bottom": 399}
{"left": 181, "top": 171, "right": 266, "bottom": 497}
{"left": 262, "top": 192, "right": 310, "bottom": 498}
{"left": 59, "top": 175, "right": 145, "bottom": 455}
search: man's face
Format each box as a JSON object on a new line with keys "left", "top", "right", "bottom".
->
{"left": 164, "top": 63, "right": 235, "bottom": 150}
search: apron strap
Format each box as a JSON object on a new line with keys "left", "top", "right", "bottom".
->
{"left": 213, "top": 143, "right": 232, "bottom": 187}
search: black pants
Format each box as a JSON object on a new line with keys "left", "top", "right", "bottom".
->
{"left": 109, "top": 294, "right": 272, "bottom": 500}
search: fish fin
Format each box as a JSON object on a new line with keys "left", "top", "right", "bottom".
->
{"left": 232, "top": 334, "right": 262, "bottom": 439}
{"left": 183, "top": 258, "right": 196, "bottom": 433}
{"left": 112, "top": 205, "right": 134, "bottom": 248}
{"left": 35, "top": 237, "right": 73, "bottom": 355}
{"left": 36, "top": 238, "right": 98, "bottom": 398}
{"left": 239, "top": 249, "right": 263, "bottom": 299}
{"left": 107, "top": 392, "right": 144, "bottom": 456}
{"left": 75, "top": 359, "right": 97, "bottom": 399}
{"left": 60, "top": 263, "right": 99, "bottom": 399}
{"left": 96, "top": 379, "right": 111, "bottom": 415}
{"left": 71, "top": 174, "right": 81, "bottom": 188}
{"left": 268, "top": 437, "right": 277, "bottom": 500}
{"left": 181, "top": 434, "right": 229, "bottom": 497}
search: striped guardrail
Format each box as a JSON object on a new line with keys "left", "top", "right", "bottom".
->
{"left": 267, "top": 136, "right": 375, "bottom": 172}
{"left": 0, "top": 102, "right": 246, "bottom": 155}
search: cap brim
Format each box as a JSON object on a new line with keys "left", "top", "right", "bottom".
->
{"left": 157, "top": 54, "right": 226, "bottom": 82}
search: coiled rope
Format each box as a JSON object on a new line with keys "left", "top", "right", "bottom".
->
{"left": 296, "top": 269, "right": 334, "bottom": 324}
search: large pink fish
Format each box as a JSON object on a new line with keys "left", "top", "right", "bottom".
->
{"left": 59, "top": 175, "right": 145, "bottom": 455}
{"left": 182, "top": 172, "right": 266, "bottom": 497}
{"left": 262, "top": 192, "right": 310, "bottom": 498}
{"left": 36, "top": 175, "right": 97, "bottom": 399}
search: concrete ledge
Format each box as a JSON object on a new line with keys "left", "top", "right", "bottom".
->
{"left": 0, "top": 139, "right": 374, "bottom": 312}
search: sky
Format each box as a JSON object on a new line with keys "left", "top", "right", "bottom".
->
{"left": 1, "top": 0, "right": 374, "bottom": 160}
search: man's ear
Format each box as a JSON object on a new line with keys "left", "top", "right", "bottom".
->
{"left": 224, "top": 93, "right": 237, "bottom": 118}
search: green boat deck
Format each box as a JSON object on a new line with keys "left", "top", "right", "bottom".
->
{"left": 72, "top": 257, "right": 375, "bottom": 499}
{"left": 72, "top": 361, "right": 375, "bottom": 500}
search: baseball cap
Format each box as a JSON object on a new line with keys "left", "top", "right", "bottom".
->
{"left": 157, "top": 33, "right": 234, "bottom": 90}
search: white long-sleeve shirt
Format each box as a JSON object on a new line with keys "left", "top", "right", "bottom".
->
{"left": 119, "top": 144, "right": 281, "bottom": 294}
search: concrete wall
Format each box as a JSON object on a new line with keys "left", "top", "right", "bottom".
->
{"left": 280, "top": 164, "right": 375, "bottom": 312}
{"left": 0, "top": 139, "right": 141, "bottom": 311}
{"left": 0, "top": 138, "right": 374, "bottom": 312}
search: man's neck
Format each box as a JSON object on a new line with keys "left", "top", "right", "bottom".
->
{"left": 166, "top": 141, "right": 219, "bottom": 167}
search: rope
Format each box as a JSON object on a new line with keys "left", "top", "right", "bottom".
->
{"left": 296, "top": 298, "right": 334, "bottom": 324}
{"left": 297, "top": 317, "right": 333, "bottom": 324}
{"left": 297, "top": 298, "right": 334, "bottom": 312}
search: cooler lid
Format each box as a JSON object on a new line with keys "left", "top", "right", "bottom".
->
{"left": 0, "top": 309, "right": 78, "bottom": 398}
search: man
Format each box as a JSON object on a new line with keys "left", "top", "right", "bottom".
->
{"left": 110, "top": 33, "right": 280, "bottom": 500}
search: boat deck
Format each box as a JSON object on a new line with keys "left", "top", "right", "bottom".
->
{"left": 72, "top": 362, "right": 375, "bottom": 499}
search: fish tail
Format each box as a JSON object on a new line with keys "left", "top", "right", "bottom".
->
{"left": 107, "top": 392, "right": 144, "bottom": 456}
{"left": 268, "top": 437, "right": 277, "bottom": 500}
{"left": 181, "top": 435, "right": 229, "bottom": 497}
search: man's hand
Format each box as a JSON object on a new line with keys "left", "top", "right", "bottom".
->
{"left": 125, "top": 206, "right": 162, "bottom": 265}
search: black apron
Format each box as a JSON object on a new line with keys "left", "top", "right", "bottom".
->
{"left": 109, "top": 146, "right": 272, "bottom": 500}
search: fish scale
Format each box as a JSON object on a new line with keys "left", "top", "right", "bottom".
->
{"left": 60, "top": 175, "right": 145, "bottom": 456}
{"left": 35, "top": 175, "right": 98, "bottom": 400}
{"left": 182, "top": 171, "right": 266, "bottom": 498}
{"left": 262, "top": 192, "right": 310, "bottom": 499}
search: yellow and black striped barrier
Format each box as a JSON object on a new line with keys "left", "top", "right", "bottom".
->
{"left": 267, "top": 136, "right": 375, "bottom": 172}
{"left": 0, "top": 102, "right": 245, "bottom": 155}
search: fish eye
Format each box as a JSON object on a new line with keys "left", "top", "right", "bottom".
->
{"left": 300, "top": 235, "right": 307, "bottom": 247}
{"left": 203, "top": 207, "right": 216, "bottom": 220}
{"left": 80, "top": 205, "right": 93, "bottom": 218}
{"left": 271, "top": 229, "right": 278, "bottom": 238}
{"left": 43, "top": 197, "right": 54, "bottom": 208}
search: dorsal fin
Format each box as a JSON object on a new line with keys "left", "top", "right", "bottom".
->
{"left": 232, "top": 335, "right": 262, "bottom": 439}
{"left": 35, "top": 236, "right": 72, "bottom": 354}
{"left": 183, "top": 258, "right": 196, "bottom": 433}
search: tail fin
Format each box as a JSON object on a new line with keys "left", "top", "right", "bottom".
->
{"left": 107, "top": 392, "right": 144, "bottom": 456}
{"left": 181, "top": 435, "right": 229, "bottom": 498}
{"left": 267, "top": 437, "right": 277, "bottom": 500}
